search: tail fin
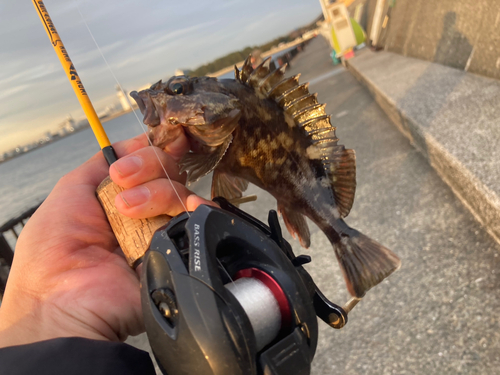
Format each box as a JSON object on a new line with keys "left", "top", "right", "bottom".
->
{"left": 330, "top": 226, "right": 401, "bottom": 298}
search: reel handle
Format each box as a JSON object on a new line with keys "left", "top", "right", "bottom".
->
{"left": 96, "top": 176, "right": 171, "bottom": 267}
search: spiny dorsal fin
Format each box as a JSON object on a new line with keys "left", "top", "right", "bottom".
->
{"left": 248, "top": 57, "right": 272, "bottom": 87}
{"left": 237, "top": 56, "right": 253, "bottom": 83}
{"left": 258, "top": 64, "right": 287, "bottom": 95}
{"left": 235, "top": 54, "right": 326, "bottom": 133}
{"left": 268, "top": 74, "right": 301, "bottom": 100}
{"left": 302, "top": 115, "right": 335, "bottom": 137}
{"left": 276, "top": 83, "right": 310, "bottom": 107}
{"left": 294, "top": 103, "right": 327, "bottom": 124}
{"left": 234, "top": 65, "right": 241, "bottom": 82}
{"left": 283, "top": 93, "right": 318, "bottom": 116}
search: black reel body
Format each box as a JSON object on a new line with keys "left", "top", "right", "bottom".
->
{"left": 141, "top": 199, "right": 346, "bottom": 375}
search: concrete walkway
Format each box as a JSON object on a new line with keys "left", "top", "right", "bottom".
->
{"left": 347, "top": 49, "right": 500, "bottom": 245}
{"left": 128, "top": 37, "right": 500, "bottom": 374}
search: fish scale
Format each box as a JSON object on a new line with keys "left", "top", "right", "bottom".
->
{"left": 130, "top": 56, "right": 401, "bottom": 298}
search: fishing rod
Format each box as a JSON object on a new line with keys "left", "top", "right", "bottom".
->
{"left": 32, "top": 0, "right": 117, "bottom": 166}
{"left": 33, "top": 2, "right": 357, "bottom": 374}
{"left": 32, "top": 0, "right": 172, "bottom": 264}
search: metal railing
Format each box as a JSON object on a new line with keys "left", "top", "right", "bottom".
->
{"left": 0, "top": 203, "right": 43, "bottom": 297}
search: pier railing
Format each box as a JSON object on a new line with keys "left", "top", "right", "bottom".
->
{"left": 0, "top": 203, "right": 42, "bottom": 297}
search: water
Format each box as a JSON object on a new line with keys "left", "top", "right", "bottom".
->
{"left": 0, "top": 112, "right": 144, "bottom": 225}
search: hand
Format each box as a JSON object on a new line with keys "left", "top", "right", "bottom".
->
{"left": 0, "top": 133, "right": 212, "bottom": 347}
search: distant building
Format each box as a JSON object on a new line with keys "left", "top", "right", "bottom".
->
{"left": 57, "top": 115, "right": 75, "bottom": 136}
{"left": 116, "top": 85, "right": 132, "bottom": 111}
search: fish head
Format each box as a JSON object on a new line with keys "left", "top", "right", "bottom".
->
{"left": 130, "top": 76, "right": 241, "bottom": 150}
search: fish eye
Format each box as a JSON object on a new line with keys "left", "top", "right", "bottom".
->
{"left": 172, "top": 83, "right": 184, "bottom": 95}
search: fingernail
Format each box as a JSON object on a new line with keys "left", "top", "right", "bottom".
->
{"left": 114, "top": 156, "right": 143, "bottom": 177}
{"left": 120, "top": 186, "right": 150, "bottom": 207}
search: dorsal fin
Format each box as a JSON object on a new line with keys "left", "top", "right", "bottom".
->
{"left": 237, "top": 56, "right": 253, "bottom": 83}
{"left": 276, "top": 83, "right": 310, "bottom": 107}
{"left": 258, "top": 64, "right": 287, "bottom": 95}
{"left": 248, "top": 57, "right": 272, "bottom": 87}
{"left": 268, "top": 74, "right": 301, "bottom": 100}
{"left": 283, "top": 93, "right": 318, "bottom": 116}
{"left": 294, "top": 103, "right": 326, "bottom": 124}
{"left": 235, "top": 55, "right": 356, "bottom": 217}
{"left": 234, "top": 65, "right": 241, "bottom": 82}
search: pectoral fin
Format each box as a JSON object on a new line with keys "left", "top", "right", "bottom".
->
{"left": 179, "top": 136, "right": 232, "bottom": 184}
{"left": 211, "top": 169, "right": 249, "bottom": 200}
{"left": 278, "top": 204, "right": 311, "bottom": 248}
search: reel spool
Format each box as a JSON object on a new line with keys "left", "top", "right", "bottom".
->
{"left": 141, "top": 198, "right": 355, "bottom": 375}
{"left": 225, "top": 268, "right": 291, "bottom": 352}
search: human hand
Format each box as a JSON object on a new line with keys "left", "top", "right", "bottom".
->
{"left": 0, "top": 133, "right": 212, "bottom": 347}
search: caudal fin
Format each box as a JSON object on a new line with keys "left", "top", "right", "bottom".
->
{"left": 330, "top": 227, "right": 401, "bottom": 298}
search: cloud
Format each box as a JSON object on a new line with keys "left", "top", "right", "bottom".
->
{"left": 216, "top": 0, "right": 245, "bottom": 10}
{"left": 244, "top": 11, "right": 282, "bottom": 33}
{"left": 136, "top": 20, "right": 220, "bottom": 52}
{"left": 0, "top": 64, "right": 57, "bottom": 86}
{"left": 0, "top": 84, "right": 31, "bottom": 101}
{"left": 71, "top": 39, "right": 128, "bottom": 67}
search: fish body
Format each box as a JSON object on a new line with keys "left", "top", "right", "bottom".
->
{"left": 131, "top": 58, "right": 400, "bottom": 297}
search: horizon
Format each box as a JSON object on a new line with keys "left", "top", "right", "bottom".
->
{"left": 0, "top": 0, "right": 322, "bottom": 154}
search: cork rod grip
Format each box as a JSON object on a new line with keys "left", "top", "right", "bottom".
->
{"left": 96, "top": 176, "right": 171, "bottom": 267}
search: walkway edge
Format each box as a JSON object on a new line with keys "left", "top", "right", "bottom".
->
{"left": 346, "top": 49, "right": 500, "bottom": 245}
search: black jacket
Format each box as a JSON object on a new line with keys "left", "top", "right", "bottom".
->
{"left": 0, "top": 337, "right": 156, "bottom": 374}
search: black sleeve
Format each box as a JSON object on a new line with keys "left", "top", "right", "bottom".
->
{"left": 0, "top": 337, "right": 157, "bottom": 375}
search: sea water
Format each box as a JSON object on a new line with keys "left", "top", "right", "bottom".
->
{"left": 0, "top": 112, "right": 143, "bottom": 225}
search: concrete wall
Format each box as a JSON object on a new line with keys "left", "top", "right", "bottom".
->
{"left": 348, "top": 0, "right": 378, "bottom": 37}
{"left": 382, "top": 0, "right": 500, "bottom": 80}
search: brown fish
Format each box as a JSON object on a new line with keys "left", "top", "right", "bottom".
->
{"left": 130, "top": 57, "right": 401, "bottom": 298}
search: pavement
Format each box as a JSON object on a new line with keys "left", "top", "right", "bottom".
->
{"left": 127, "top": 37, "right": 500, "bottom": 374}
{"left": 346, "top": 49, "right": 500, "bottom": 245}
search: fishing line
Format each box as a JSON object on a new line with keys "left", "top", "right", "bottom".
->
{"left": 216, "top": 258, "right": 240, "bottom": 290}
{"left": 75, "top": 2, "right": 242, "bottom": 287}
{"left": 74, "top": 2, "right": 190, "bottom": 217}
{"left": 68, "top": 4, "right": 325, "bottom": 339}
{"left": 75, "top": 2, "right": 325, "bottom": 247}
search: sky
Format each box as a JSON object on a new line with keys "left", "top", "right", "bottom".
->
{"left": 0, "top": 0, "right": 322, "bottom": 153}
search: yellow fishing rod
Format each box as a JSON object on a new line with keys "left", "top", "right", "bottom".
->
{"left": 32, "top": 0, "right": 117, "bottom": 165}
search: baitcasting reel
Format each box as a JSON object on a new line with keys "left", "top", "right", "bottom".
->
{"left": 140, "top": 198, "right": 360, "bottom": 375}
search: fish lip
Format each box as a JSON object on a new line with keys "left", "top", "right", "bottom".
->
{"left": 130, "top": 90, "right": 160, "bottom": 127}
{"left": 130, "top": 91, "right": 145, "bottom": 113}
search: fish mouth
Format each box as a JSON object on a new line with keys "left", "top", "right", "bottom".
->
{"left": 130, "top": 90, "right": 205, "bottom": 128}
{"left": 130, "top": 89, "right": 203, "bottom": 150}
{"left": 130, "top": 90, "right": 161, "bottom": 127}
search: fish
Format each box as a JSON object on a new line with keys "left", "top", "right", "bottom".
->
{"left": 130, "top": 57, "right": 401, "bottom": 298}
